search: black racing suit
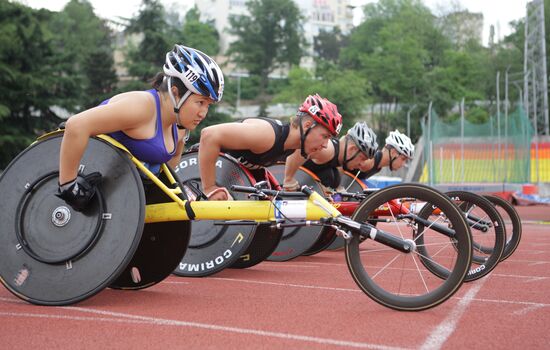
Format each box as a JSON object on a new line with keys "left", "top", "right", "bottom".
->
{"left": 223, "top": 117, "right": 295, "bottom": 185}
{"left": 302, "top": 138, "right": 341, "bottom": 189}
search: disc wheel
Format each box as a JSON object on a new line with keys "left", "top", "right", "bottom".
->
{"left": 0, "top": 134, "right": 145, "bottom": 305}
{"left": 345, "top": 183, "right": 472, "bottom": 311}
{"left": 109, "top": 166, "right": 191, "bottom": 290}
{"left": 172, "top": 151, "right": 258, "bottom": 277}
{"left": 265, "top": 163, "right": 328, "bottom": 261}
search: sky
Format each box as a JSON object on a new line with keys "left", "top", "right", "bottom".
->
{"left": 19, "top": 0, "right": 529, "bottom": 45}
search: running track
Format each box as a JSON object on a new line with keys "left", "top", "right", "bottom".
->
{"left": 1, "top": 205, "right": 549, "bottom": 349}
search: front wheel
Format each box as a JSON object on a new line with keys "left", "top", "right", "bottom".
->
{"left": 345, "top": 184, "right": 472, "bottom": 311}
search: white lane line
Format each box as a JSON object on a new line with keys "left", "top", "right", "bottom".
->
{"left": 491, "top": 273, "right": 549, "bottom": 282}
{"left": 253, "top": 263, "right": 321, "bottom": 268}
{"left": 513, "top": 304, "right": 546, "bottom": 315}
{"left": 419, "top": 279, "right": 487, "bottom": 350}
{"left": 463, "top": 297, "right": 550, "bottom": 308}
{"left": 266, "top": 261, "right": 348, "bottom": 267}
{"left": 0, "top": 307, "right": 410, "bottom": 350}
{"left": 0, "top": 311, "right": 152, "bottom": 324}
{"left": 497, "top": 259, "right": 550, "bottom": 264}
{"left": 164, "top": 277, "right": 361, "bottom": 293}
{"left": 525, "top": 251, "right": 546, "bottom": 255}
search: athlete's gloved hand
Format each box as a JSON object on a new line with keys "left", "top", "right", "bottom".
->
{"left": 283, "top": 178, "right": 300, "bottom": 192}
{"left": 56, "top": 172, "right": 103, "bottom": 211}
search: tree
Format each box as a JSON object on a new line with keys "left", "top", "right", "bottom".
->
{"left": 313, "top": 27, "right": 347, "bottom": 63}
{"left": 340, "top": 0, "right": 451, "bottom": 138}
{"left": 48, "top": 0, "right": 117, "bottom": 109}
{"left": 0, "top": 2, "right": 65, "bottom": 168}
{"left": 179, "top": 6, "right": 219, "bottom": 56}
{"left": 125, "top": 0, "right": 173, "bottom": 83}
{"left": 227, "top": 0, "right": 306, "bottom": 115}
{"left": 273, "top": 67, "right": 369, "bottom": 130}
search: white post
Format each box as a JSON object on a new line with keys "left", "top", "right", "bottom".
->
{"left": 460, "top": 98, "right": 465, "bottom": 183}
{"left": 496, "top": 71, "right": 502, "bottom": 182}
{"left": 452, "top": 153, "right": 455, "bottom": 183}
{"left": 236, "top": 75, "right": 241, "bottom": 113}
{"left": 407, "top": 104, "right": 417, "bottom": 137}
{"left": 428, "top": 102, "right": 433, "bottom": 186}
{"left": 539, "top": 0, "right": 550, "bottom": 135}
{"left": 532, "top": 71, "right": 540, "bottom": 184}
{"left": 505, "top": 67, "right": 509, "bottom": 183}
{"left": 439, "top": 146, "right": 443, "bottom": 183}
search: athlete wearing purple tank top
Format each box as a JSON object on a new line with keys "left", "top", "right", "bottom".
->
{"left": 56, "top": 45, "right": 224, "bottom": 212}
{"left": 106, "top": 89, "right": 179, "bottom": 167}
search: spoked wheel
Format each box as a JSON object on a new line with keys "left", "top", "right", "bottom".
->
{"left": 345, "top": 184, "right": 472, "bottom": 311}
{"left": 484, "top": 195, "right": 522, "bottom": 261}
{"left": 416, "top": 191, "right": 505, "bottom": 282}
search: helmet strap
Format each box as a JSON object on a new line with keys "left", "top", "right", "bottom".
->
{"left": 167, "top": 77, "right": 192, "bottom": 129}
{"left": 388, "top": 147, "right": 398, "bottom": 171}
{"left": 298, "top": 116, "right": 316, "bottom": 159}
{"left": 342, "top": 137, "right": 360, "bottom": 172}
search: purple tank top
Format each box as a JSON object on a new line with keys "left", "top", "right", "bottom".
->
{"left": 104, "top": 89, "right": 178, "bottom": 165}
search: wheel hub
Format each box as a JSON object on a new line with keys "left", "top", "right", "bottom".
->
{"left": 52, "top": 206, "right": 71, "bottom": 227}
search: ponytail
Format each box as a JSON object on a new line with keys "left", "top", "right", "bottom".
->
{"left": 150, "top": 72, "right": 165, "bottom": 91}
{"left": 150, "top": 72, "right": 189, "bottom": 98}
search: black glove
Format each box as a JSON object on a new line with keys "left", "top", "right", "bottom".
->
{"left": 56, "top": 172, "right": 103, "bottom": 211}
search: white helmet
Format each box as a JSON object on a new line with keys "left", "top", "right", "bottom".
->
{"left": 346, "top": 121, "right": 378, "bottom": 158}
{"left": 385, "top": 130, "right": 414, "bottom": 159}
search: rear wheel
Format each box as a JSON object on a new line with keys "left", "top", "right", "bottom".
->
{"left": 484, "top": 195, "right": 522, "bottom": 261}
{"left": 416, "top": 191, "right": 505, "bottom": 282}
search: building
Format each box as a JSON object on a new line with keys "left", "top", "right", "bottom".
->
{"left": 195, "top": 0, "right": 353, "bottom": 72}
{"left": 438, "top": 10, "right": 484, "bottom": 48}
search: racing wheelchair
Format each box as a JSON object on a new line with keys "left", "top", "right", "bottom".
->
{"left": 0, "top": 131, "right": 473, "bottom": 311}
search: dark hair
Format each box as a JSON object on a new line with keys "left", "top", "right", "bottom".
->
{"left": 150, "top": 72, "right": 188, "bottom": 98}
{"left": 291, "top": 111, "right": 313, "bottom": 128}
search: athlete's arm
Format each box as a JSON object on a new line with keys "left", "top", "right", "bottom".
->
{"left": 59, "top": 92, "right": 155, "bottom": 184}
{"left": 283, "top": 150, "right": 306, "bottom": 190}
{"left": 199, "top": 121, "right": 275, "bottom": 199}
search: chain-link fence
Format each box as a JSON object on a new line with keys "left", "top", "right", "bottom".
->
{"left": 419, "top": 106, "right": 535, "bottom": 185}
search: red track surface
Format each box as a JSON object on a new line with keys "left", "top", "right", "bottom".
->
{"left": 1, "top": 206, "right": 549, "bottom": 349}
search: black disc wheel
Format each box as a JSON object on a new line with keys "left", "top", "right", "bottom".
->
{"left": 265, "top": 163, "right": 328, "bottom": 261}
{"left": 0, "top": 134, "right": 145, "bottom": 305}
{"left": 109, "top": 166, "right": 191, "bottom": 289}
{"left": 172, "top": 151, "right": 258, "bottom": 276}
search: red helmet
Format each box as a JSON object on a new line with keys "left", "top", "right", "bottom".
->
{"left": 298, "top": 94, "right": 343, "bottom": 136}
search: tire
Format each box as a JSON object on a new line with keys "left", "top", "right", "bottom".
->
{"left": 483, "top": 195, "right": 522, "bottom": 261}
{"left": 416, "top": 191, "right": 505, "bottom": 282}
{"left": 0, "top": 134, "right": 145, "bottom": 305}
{"left": 345, "top": 183, "right": 472, "bottom": 311}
